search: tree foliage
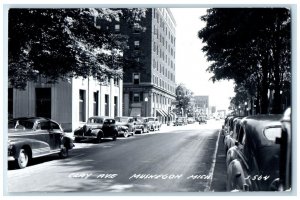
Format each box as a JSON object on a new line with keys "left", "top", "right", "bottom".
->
{"left": 175, "top": 83, "right": 194, "bottom": 116}
{"left": 8, "top": 8, "right": 146, "bottom": 89}
{"left": 198, "top": 8, "right": 291, "bottom": 114}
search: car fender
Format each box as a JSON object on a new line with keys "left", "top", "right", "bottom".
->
{"left": 227, "top": 159, "right": 247, "bottom": 191}
{"left": 226, "top": 146, "right": 239, "bottom": 167}
{"left": 9, "top": 138, "right": 50, "bottom": 159}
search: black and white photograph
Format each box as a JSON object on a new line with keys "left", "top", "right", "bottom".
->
{"left": 1, "top": 0, "right": 298, "bottom": 197}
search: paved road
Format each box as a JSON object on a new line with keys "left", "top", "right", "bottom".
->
{"left": 6, "top": 120, "right": 225, "bottom": 193}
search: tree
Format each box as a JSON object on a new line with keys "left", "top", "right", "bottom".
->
{"left": 198, "top": 8, "right": 291, "bottom": 114}
{"left": 8, "top": 8, "right": 146, "bottom": 89}
{"left": 175, "top": 83, "right": 193, "bottom": 116}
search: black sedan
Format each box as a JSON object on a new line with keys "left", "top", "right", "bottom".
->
{"left": 226, "top": 114, "right": 283, "bottom": 191}
{"left": 73, "top": 116, "right": 118, "bottom": 143}
{"left": 8, "top": 117, "right": 74, "bottom": 169}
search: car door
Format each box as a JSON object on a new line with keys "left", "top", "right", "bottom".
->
{"left": 103, "top": 119, "right": 115, "bottom": 137}
{"left": 49, "top": 121, "right": 63, "bottom": 150}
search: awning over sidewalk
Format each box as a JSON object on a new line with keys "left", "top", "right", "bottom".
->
{"left": 130, "top": 108, "right": 141, "bottom": 117}
{"left": 156, "top": 109, "right": 166, "bottom": 117}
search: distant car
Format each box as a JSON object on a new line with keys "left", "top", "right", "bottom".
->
{"left": 133, "top": 117, "right": 150, "bottom": 133}
{"left": 277, "top": 108, "right": 291, "bottom": 191}
{"left": 147, "top": 117, "right": 161, "bottom": 131}
{"left": 8, "top": 117, "right": 74, "bottom": 169}
{"left": 174, "top": 117, "right": 187, "bottom": 126}
{"left": 226, "top": 114, "right": 283, "bottom": 191}
{"left": 74, "top": 116, "right": 118, "bottom": 143}
{"left": 187, "top": 117, "right": 195, "bottom": 124}
{"left": 114, "top": 116, "right": 136, "bottom": 137}
{"left": 198, "top": 116, "right": 207, "bottom": 124}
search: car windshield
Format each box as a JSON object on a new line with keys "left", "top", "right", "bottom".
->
{"left": 88, "top": 118, "right": 104, "bottom": 124}
{"left": 8, "top": 119, "right": 35, "bottom": 130}
{"left": 148, "top": 118, "right": 154, "bottom": 121}
{"left": 115, "top": 117, "right": 128, "bottom": 122}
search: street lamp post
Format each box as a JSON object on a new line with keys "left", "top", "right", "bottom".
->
{"left": 144, "top": 97, "right": 148, "bottom": 117}
{"left": 244, "top": 102, "right": 248, "bottom": 116}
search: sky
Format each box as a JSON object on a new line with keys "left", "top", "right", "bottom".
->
{"left": 171, "top": 8, "right": 235, "bottom": 111}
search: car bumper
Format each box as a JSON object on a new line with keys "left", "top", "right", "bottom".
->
{"left": 8, "top": 156, "right": 15, "bottom": 161}
{"left": 74, "top": 135, "right": 97, "bottom": 139}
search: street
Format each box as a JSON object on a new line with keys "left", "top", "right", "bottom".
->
{"left": 7, "top": 120, "right": 226, "bottom": 193}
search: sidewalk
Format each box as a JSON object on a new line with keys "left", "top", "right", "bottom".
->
{"left": 210, "top": 132, "right": 227, "bottom": 191}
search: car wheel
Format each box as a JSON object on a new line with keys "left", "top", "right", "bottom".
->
{"left": 59, "top": 146, "right": 69, "bottom": 159}
{"left": 16, "top": 148, "right": 29, "bottom": 169}
{"left": 74, "top": 137, "right": 81, "bottom": 143}
{"left": 112, "top": 132, "right": 117, "bottom": 141}
{"left": 123, "top": 130, "right": 129, "bottom": 138}
{"left": 96, "top": 133, "right": 102, "bottom": 143}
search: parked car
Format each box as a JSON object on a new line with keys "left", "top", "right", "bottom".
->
{"left": 147, "top": 117, "right": 161, "bottom": 131}
{"left": 114, "top": 116, "right": 136, "bottom": 137}
{"left": 74, "top": 116, "right": 118, "bottom": 143}
{"left": 133, "top": 117, "right": 150, "bottom": 133}
{"left": 224, "top": 117, "right": 243, "bottom": 153}
{"left": 226, "top": 114, "right": 283, "bottom": 191}
{"left": 198, "top": 116, "right": 207, "bottom": 124}
{"left": 174, "top": 117, "right": 187, "bottom": 126}
{"left": 8, "top": 117, "right": 74, "bottom": 169}
{"left": 187, "top": 117, "right": 195, "bottom": 124}
{"left": 277, "top": 108, "right": 291, "bottom": 191}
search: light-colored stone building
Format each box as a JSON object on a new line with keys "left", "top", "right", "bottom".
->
{"left": 8, "top": 76, "right": 123, "bottom": 132}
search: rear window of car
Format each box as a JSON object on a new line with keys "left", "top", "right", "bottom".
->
{"left": 115, "top": 117, "right": 128, "bottom": 122}
{"left": 148, "top": 118, "right": 154, "bottom": 121}
{"left": 88, "top": 118, "right": 103, "bottom": 124}
{"left": 104, "top": 119, "right": 115, "bottom": 124}
{"left": 8, "top": 119, "right": 34, "bottom": 130}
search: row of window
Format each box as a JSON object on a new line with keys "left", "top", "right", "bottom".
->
{"left": 153, "top": 59, "right": 175, "bottom": 82}
{"left": 153, "top": 27, "right": 175, "bottom": 55}
{"left": 79, "top": 90, "right": 118, "bottom": 122}
{"left": 152, "top": 75, "right": 175, "bottom": 94}
{"left": 129, "top": 91, "right": 173, "bottom": 106}
{"left": 153, "top": 9, "right": 176, "bottom": 42}
{"left": 153, "top": 92, "right": 173, "bottom": 106}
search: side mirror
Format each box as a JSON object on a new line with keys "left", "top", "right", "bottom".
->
{"left": 235, "top": 141, "right": 239, "bottom": 146}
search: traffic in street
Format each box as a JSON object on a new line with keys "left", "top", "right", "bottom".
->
{"left": 7, "top": 120, "right": 226, "bottom": 193}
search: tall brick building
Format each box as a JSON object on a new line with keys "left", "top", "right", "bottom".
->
{"left": 121, "top": 8, "right": 177, "bottom": 123}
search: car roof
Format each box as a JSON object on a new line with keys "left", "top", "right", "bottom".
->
{"left": 241, "top": 114, "right": 283, "bottom": 147}
{"left": 10, "top": 117, "right": 51, "bottom": 122}
{"left": 89, "top": 116, "right": 114, "bottom": 120}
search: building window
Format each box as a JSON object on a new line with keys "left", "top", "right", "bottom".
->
{"left": 105, "top": 94, "right": 109, "bottom": 116}
{"left": 114, "top": 96, "right": 118, "bottom": 117}
{"left": 114, "top": 77, "right": 119, "bottom": 86}
{"left": 93, "top": 91, "right": 99, "bottom": 116}
{"left": 115, "top": 24, "right": 120, "bottom": 33}
{"left": 79, "top": 90, "right": 86, "bottom": 122}
{"left": 134, "top": 41, "right": 140, "bottom": 50}
{"left": 133, "top": 73, "right": 140, "bottom": 84}
{"left": 133, "top": 93, "right": 140, "bottom": 103}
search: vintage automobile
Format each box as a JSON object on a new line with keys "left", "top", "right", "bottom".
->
{"left": 224, "top": 117, "right": 243, "bottom": 153}
{"left": 114, "top": 116, "right": 136, "bottom": 137}
{"left": 174, "top": 117, "right": 187, "bottom": 126}
{"left": 74, "top": 116, "right": 118, "bottom": 143}
{"left": 8, "top": 117, "right": 74, "bottom": 169}
{"left": 187, "top": 117, "right": 195, "bottom": 124}
{"left": 198, "top": 116, "right": 207, "bottom": 124}
{"left": 277, "top": 107, "right": 291, "bottom": 191}
{"left": 226, "top": 114, "right": 283, "bottom": 191}
{"left": 147, "top": 117, "right": 161, "bottom": 131}
{"left": 133, "top": 117, "right": 150, "bottom": 133}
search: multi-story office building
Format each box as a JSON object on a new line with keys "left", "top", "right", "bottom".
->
{"left": 122, "top": 8, "right": 177, "bottom": 123}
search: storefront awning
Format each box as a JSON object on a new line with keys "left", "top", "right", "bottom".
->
{"left": 130, "top": 108, "right": 141, "bottom": 117}
{"left": 156, "top": 109, "right": 166, "bottom": 117}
